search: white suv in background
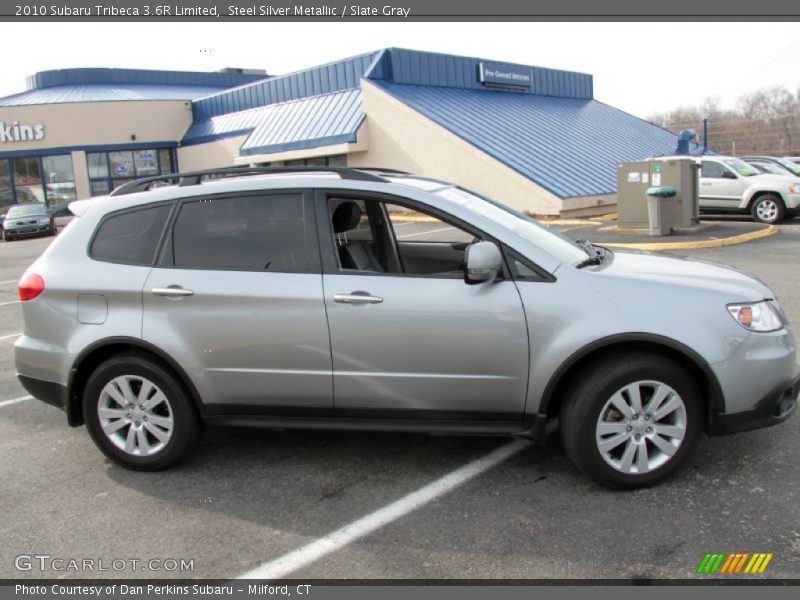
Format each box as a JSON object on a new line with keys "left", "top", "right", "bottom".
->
{"left": 698, "top": 156, "right": 800, "bottom": 223}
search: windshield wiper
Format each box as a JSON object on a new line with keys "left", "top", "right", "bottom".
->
{"left": 575, "top": 239, "right": 605, "bottom": 269}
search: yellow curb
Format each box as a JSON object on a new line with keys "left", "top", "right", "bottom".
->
{"left": 590, "top": 213, "right": 619, "bottom": 222}
{"left": 601, "top": 224, "right": 777, "bottom": 251}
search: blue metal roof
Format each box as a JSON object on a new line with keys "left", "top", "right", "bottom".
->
{"left": 192, "top": 52, "right": 379, "bottom": 121}
{"left": 0, "top": 84, "right": 229, "bottom": 106}
{"left": 375, "top": 81, "right": 688, "bottom": 199}
{"left": 368, "top": 48, "right": 593, "bottom": 99}
{"left": 27, "top": 67, "right": 266, "bottom": 90}
{"left": 182, "top": 89, "right": 364, "bottom": 156}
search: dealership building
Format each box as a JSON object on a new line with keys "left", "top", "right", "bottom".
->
{"left": 0, "top": 48, "right": 687, "bottom": 216}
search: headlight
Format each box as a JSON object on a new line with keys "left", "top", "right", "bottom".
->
{"left": 727, "top": 301, "right": 784, "bottom": 332}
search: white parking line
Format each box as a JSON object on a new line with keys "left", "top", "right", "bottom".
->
{"left": 0, "top": 300, "right": 20, "bottom": 307}
{"left": 237, "top": 438, "right": 530, "bottom": 580}
{"left": 0, "top": 279, "right": 19, "bottom": 285}
{"left": 0, "top": 395, "right": 32, "bottom": 408}
{"left": 0, "top": 333, "right": 21, "bottom": 341}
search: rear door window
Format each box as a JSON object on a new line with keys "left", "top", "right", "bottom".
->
{"left": 168, "top": 193, "right": 313, "bottom": 272}
{"left": 90, "top": 204, "right": 173, "bottom": 265}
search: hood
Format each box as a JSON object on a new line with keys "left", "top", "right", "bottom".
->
{"left": 749, "top": 173, "right": 800, "bottom": 187}
{"left": 595, "top": 251, "right": 773, "bottom": 302}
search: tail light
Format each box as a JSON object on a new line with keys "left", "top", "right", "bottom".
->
{"left": 18, "top": 272, "right": 45, "bottom": 301}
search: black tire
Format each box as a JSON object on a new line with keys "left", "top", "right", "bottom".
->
{"left": 49, "top": 225, "right": 57, "bottom": 236}
{"left": 83, "top": 353, "right": 200, "bottom": 470}
{"left": 560, "top": 352, "right": 702, "bottom": 489}
{"left": 4, "top": 234, "right": 14, "bottom": 242}
{"left": 750, "top": 194, "right": 785, "bottom": 224}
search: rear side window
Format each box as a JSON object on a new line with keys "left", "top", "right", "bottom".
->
{"left": 91, "top": 204, "right": 172, "bottom": 265}
{"left": 169, "top": 193, "right": 310, "bottom": 272}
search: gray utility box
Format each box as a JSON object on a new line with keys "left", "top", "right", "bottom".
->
{"left": 617, "top": 158, "right": 700, "bottom": 230}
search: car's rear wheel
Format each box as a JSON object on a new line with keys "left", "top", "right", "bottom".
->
{"left": 751, "top": 194, "right": 785, "bottom": 224}
{"left": 83, "top": 354, "right": 199, "bottom": 470}
{"left": 560, "top": 353, "right": 702, "bottom": 489}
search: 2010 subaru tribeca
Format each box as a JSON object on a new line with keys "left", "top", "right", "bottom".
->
{"left": 14, "top": 167, "right": 800, "bottom": 488}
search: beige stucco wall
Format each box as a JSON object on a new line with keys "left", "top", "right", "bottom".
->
{"left": 70, "top": 151, "right": 90, "bottom": 199}
{"left": 177, "top": 134, "right": 248, "bottom": 171}
{"left": 353, "top": 80, "right": 563, "bottom": 215}
{"left": 0, "top": 100, "right": 193, "bottom": 151}
{"left": 0, "top": 100, "right": 193, "bottom": 201}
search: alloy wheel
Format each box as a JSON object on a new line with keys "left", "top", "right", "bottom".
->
{"left": 594, "top": 380, "right": 687, "bottom": 475}
{"left": 97, "top": 375, "right": 174, "bottom": 457}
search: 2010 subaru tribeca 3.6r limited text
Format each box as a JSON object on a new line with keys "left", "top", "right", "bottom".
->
{"left": 14, "top": 167, "right": 800, "bottom": 488}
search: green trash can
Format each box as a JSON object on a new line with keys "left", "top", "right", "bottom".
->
{"left": 645, "top": 186, "right": 676, "bottom": 237}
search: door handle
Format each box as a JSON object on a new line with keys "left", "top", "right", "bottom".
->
{"left": 334, "top": 292, "right": 383, "bottom": 304}
{"left": 151, "top": 287, "right": 195, "bottom": 298}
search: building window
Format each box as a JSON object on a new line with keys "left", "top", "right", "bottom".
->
{"left": 87, "top": 148, "right": 176, "bottom": 197}
{"left": 0, "top": 161, "right": 11, "bottom": 209}
{"left": 0, "top": 154, "right": 76, "bottom": 216}
{"left": 42, "top": 155, "right": 77, "bottom": 216}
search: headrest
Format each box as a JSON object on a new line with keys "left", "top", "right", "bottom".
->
{"left": 331, "top": 201, "right": 362, "bottom": 233}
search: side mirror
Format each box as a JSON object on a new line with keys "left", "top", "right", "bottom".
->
{"left": 464, "top": 241, "right": 503, "bottom": 285}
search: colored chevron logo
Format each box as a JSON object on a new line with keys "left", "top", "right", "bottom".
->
{"left": 696, "top": 552, "right": 773, "bottom": 574}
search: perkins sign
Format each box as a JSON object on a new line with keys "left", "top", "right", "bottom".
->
{"left": 0, "top": 121, "right": 45, "bottom": 143}
{"left": 478, "top": 62, "right": 531, "bottom": 90}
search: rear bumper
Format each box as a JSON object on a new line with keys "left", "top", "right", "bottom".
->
{"left": 711, "top": 372, "right": 799, "bottom": 435}
{"left": 17, "top": 374, "right": 78, "bottom": 425}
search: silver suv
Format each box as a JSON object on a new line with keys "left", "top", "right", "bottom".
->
{"left": 14, "top": 167, "right": 799, "bottom": 489}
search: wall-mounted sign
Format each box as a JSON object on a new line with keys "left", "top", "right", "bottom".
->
{"left": 478, "top": 62, "right": 531, "bottom": 89}
{"left": 0, "top": 120, "right": 45, "bottom": 143}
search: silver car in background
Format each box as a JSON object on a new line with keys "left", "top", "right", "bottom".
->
{"left": 14, "top": 167, "right": 799, "bottom": 489}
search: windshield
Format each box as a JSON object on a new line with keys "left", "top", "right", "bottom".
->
{"left": 724, "top": 159, "right": 760, "bottom": 177}
{"left": 6, "top": 204, "right": 48, "bottom": 218}
{"left": 777, "top": 158, "right": 800, "bottom": 176}
{"left": 752, "top": 162, "right": 785, "bottom": 175}
{"left": 430, "top": 186, "right": 588, "bottom": 265}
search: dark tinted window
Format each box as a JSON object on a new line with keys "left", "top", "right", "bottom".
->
{"left": 91, "top": 204, "right": 172, "bottom": 265}
{"left": 171, "top": 193, "right": 310, "bottom": 272}
{"left": 701, "top": 161, "right": 728, "bottom": 178}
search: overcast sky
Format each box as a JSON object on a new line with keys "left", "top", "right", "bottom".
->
{"left": 0, "top": 22, "right": 797, "bottom": 118}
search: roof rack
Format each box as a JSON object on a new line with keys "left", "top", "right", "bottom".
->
{"left": 109, "top": 165, "right": 410, "bottom": 196}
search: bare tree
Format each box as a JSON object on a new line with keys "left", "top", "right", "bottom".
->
{"left": 647, "top": 85, "right": 800, "bottom": 155}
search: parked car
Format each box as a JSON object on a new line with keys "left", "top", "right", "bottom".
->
{"left": 2, "top": 203, "right": 56, "bottom": 241}
{"left": 14, "top": 167, "right": 799, "bottom": 489}
{"left": 694, "top": 155, "right": 800, "bottom": 223}
{"left": 746, "top": 160, "right": 796, "bottom": 177}
{"left": 741, "top": 156, "right": 800, "bottom": 178}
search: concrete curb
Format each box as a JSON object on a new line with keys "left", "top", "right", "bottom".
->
{"left": 601, "top": 224, "right": 778, "bottom": 251}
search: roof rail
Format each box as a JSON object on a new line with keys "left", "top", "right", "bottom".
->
{"left": 109, "top": 165, "right": 410, "bottom": 196}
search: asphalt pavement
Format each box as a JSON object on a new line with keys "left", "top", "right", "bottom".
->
{"left": 1, "top": 221, "right": 798, "bottom": 581}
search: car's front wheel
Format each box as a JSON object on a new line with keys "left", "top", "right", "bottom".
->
{"left": 751, "top": 194, "right": 785, "bottom": 224}
{"left": 560, "top": 353, "right": 702, "bottom": 489}
{"left": 83, "top": 354, "right": 200, "bottom": 470}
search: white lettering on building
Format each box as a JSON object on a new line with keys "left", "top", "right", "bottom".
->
{"left": 0, "top": 121, "right": 45, "bottom": 143}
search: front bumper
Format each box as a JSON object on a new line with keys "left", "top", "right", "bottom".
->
{"left": 785, "top": 193, "right": 800, "bottom": 211}
{"left": 711, "top": 372, "right": 799, "bottom": 435}
{"left": 5, "top": 224, "right": 52, "bottom": 237}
